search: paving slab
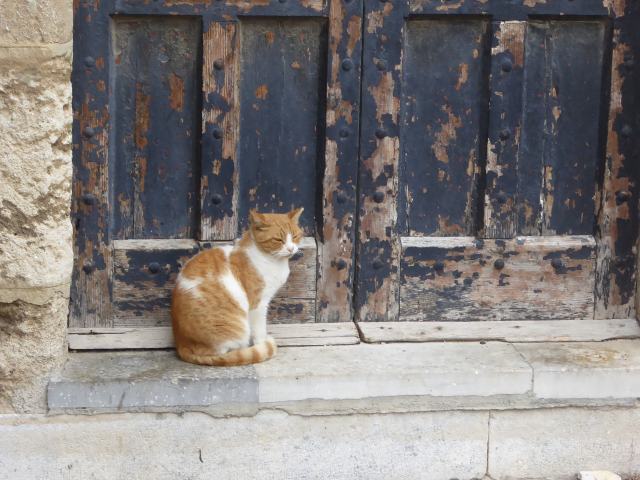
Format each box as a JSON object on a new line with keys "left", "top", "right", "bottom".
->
{"left": 514, "top": 340, "right": 640, "bottom": 399}
{"left": 256, "top": 342, "right": 532, "bottom": 403}
{"left": 48, "top": 351, "right": 258, "bottom": 410}
{"left": 0, "top": 409, "right": 489, "bottom": 480}
{"left": 490, "top": 407, "right": 640, "bottom": 479}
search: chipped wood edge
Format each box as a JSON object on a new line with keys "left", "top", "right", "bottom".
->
{"left": 316, "top": 0, "right": 363, "bottom": 322}
{"left": 201, "top": 20, "right": 240, "bottom": 240}
{"left": 401, "top": 235, "right": 596, "bottom": 249}
{"left": 483, "top": 21, "right": 526, "bottom": 239}
{"left": 358, "top": 319, "right": 640, "bottom": 344}
{"left": 68, "top": 322, "right": 360, "bottom": 349}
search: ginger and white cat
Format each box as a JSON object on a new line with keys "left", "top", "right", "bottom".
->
{"left": 171, "top": 208, "right": 304, "bottom": 366}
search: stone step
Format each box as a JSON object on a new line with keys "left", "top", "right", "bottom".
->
{"left": 48, "top": 339, "right": 640, "bottom": 413}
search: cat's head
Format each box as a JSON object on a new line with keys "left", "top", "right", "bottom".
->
{"left": 249, "top": 208, "right": 304, "bottom": 258}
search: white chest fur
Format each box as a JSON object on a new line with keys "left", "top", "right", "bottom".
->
{"left": 245, "top": 243, "right": 290, "bottom": 302}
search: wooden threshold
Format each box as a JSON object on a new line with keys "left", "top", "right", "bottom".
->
{"left": 67, "top": 322, "right": 360, "bottom": 350}
{"left": 357, "top": 319, "right": 640, "bottom": 344}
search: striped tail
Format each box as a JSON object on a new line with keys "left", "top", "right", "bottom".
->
{"left": 177, "top": 338, "right": 277, "bottom": 366}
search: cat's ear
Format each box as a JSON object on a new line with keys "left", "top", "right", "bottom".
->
{"left": 288, "top": 207, "right": 304, "bottom": 223}
{"left": 249, "top": 209, "right": 266, "bottom": 227}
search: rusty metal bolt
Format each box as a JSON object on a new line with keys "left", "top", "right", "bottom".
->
{"left": 336, "top": 258, "right": 347, "bottom": 270}
{"left": 212, "top": 127, "right": 223, "bottom": 139}
{"left": 375, "top": 128, "right": 387, "bottom": 139}
{"left": 501, "top": 59, "right": 513, "bottom": 72}
{"left": 83, "top": 126, "right": 95, "bottom": 138}
{"left": 84, "top": 56, "right": 96, "bottom": 68}
{"left": 499, "top": 129, "right": 511, "bottom": 141}
{"left": 616, "top": 190, "right": 632, "bottom": 203}
{"left": 494, "top": 259, "right": 505, "bottom": 270}
{"left": 434, "top": 261, "right": 445, "bottom": 272}
{"left": 341, "top": 58, "right": 353, "bottom": 71}
{"left": 211, "top": 194, "right": 223, "bottom": 205}
{"left": 336, "top": 192, "right": 347, "bottom": 204}
{"left": 551, "top": 258, "right": 564, "bottom": 270}
{"left": 82, "top": 263, "right": 95, "bottom": 274}
{"left": 148, "top": 262, "right": 161, "bottom": 274}
{"left": 373, "top": 191, "right": 385, "bottom": 203}
{"left": 376, "top": 60, "right": 387, "bottom": 71}
{"left": 213, "top": 59, "right": 224, "bottom": 70}
{"left": 82, "top": 194, "right": 97, "bottom": 206}
{"left": 373, "top": 259, "right": 384, "bottom": 270}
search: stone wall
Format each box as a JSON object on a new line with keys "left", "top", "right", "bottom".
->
{"left": 0, "top": 1, "right": 73, "bottom": 413}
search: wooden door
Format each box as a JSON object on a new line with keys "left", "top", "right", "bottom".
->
{"left": 356, "top": 1, "right": 640, "bottom": 323}
{"left": 70, "top": 0, "right": 363, "bottom": 339}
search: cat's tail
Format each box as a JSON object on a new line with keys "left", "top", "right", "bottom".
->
{"left": 177, "top": 337, "right": 278, "bottom": 367}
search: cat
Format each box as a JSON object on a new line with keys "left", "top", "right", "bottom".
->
{"left": 171, "top": 208, "right": 304, "bottom": 366}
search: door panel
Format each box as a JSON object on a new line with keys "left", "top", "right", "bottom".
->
{"left": 401, "top": 18, "right": 489, "bottom": 236}
{"left": 400, "top": 236, "right": 596, "bottom": 321}
{"left": 71, "top": 0, "right": 363, "bottom": 331}
{"left": 518, "top": 20, "right": 608, "bottom": 236}
{"left": 357, "top": 0, "right": 640, "bottom": 323}
{"left": 111, "top": 238, "right": 316, "bottom": 326}
{"left": 111, "top": 17, "right": 202, "bottom": 240}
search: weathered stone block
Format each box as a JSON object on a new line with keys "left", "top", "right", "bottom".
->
{"left": 0, "top": 39, "right": 73, "bottom": 413}
{"left": 489, "top": 408, "right": 640, "bottom": 479}
{"left": 0, "top": 293, "right": 68, "bottom": 413}
{"left": 0, "top": 51, "right": 73, "bottom": 290}
{"left": 0, "top": 0, "right": 72, "bottom": 45}
{"left": 0, "top": 410, "right": 489, "bottom": 479}
{"left": 48, "top": 352, "right": 259, "bottom": 410}
{"left": 514, "top": 340, "right": 640, "bottom": 399}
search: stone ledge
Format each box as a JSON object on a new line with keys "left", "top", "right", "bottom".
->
{"left": 48, "top": 340, "right": 640, "bottom": 414}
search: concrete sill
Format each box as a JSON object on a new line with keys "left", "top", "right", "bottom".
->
{"left": 48, "top": 339, "right": 640, "bottom": 415}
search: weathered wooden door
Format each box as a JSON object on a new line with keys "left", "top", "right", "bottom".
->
{"left": 71, "top": 0, "right": 363, "bottom": 337}
{"left": 355, "top": 1, "right": 640, "bottom": 323}
{"left": 72, "top": 0, "right": 639, "bottom": 343}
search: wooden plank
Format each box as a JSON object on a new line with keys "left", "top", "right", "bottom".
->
{"left": 408, "top": 0, "right": 609, "bottom": 18}
{"left": 518, "top": 20, "right": 607, "bottom": 236}
{"left": 268, "top": 298, "right": 316, "bottom": 324}
{"left": 111, "top": 17, "right": 201, "bottom": 240}
{"left": 114, "top": 0, "right": 328, "bottom": 17}
{"left": 359, "top": 319, "right": 640, "bottom": 344}
{"left": 355, "top": 0, "right": 404, "bottom": 322}
{"left": 483, "top": 21, "right": 525, "bottom": 239}
{"left": 399, "top": 236, "right": 596, "bottom": 321}
{"left": 69, "top": 1, "right": 113, "bottom": 328}
{"left": 113, "top": 241, "right": 200, "bottom": 326}
{"left": 68, "top": 323, "right": 359, "bottom": 350}
{"left": 236, "top": 17, "right": 326, "bottom": 235}
{"left": 201, "top": 20, "right": 240, "bottom": 240}
{"left": 538, "top": 20, "right": 606, "bottom": 235}
{"left": 316, "top": 0, "right": 363, "bottom": 322}
{"left": 112, "top": 238, "right": 317, "bottom": 327}
{"left": 401, "top": 18, "right": 489, "bottom": 236}
{"left": 595, "top": 3, "right": 640, "bottom": 319}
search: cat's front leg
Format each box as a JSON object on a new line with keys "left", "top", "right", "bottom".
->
{"left": 249, "top": 302, "right": 269, "bottom": 345}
